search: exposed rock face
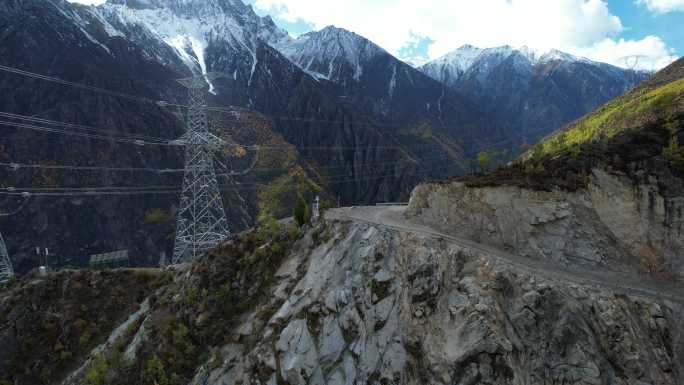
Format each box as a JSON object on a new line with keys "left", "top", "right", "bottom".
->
{"left": 186, "top": 220, "right": 683, "bottom": 384}
{"left": 407, "top": 167, "right": 684, "bottom": 281}
{"left": 3, "top": 216, "right": 682, "bottom": 384}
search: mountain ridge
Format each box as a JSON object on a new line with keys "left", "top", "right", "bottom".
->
{"left": 420, "top": 42, "right": 651, "bottom": 145}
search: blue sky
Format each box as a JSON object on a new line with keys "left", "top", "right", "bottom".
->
{"left": 247, "top": 0, "right": 682, "bottom": 69}
{"left": 608, "top": 0, "right": 683, "bottom": 55}
{"left": 70, "top": 0, "right": 683, "bottom": 69}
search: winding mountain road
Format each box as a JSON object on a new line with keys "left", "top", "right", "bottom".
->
{"left": 329, "top": 205, "right": 684, "bottom": 306}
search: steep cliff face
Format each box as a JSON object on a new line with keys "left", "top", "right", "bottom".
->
{"left": 410, "top": 56, "right": 684, "bottom": 282}
{"left": 190, "top": 221, "right": 683, "bottom": 385}
{"left": 407, "top": 167, "right": 684, "bottom": 281}
{"left": 11, "top": 216, "right": 680, "bottom": 385}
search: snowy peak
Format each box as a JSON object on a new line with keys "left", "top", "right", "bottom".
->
{"left": 429, "top": 44, "right": 485, "bottom": 75}
{"left": 107, "top": 0, "right": 252, "bottom": 16}
{"left": 272, "top": 25, "right": 387, "bottom": 82}
{"left": 432, "top": 45, "right": 588, "bottom": 71}
{"left": 96, "top": 0, "right": 290, "bottom": 91}
{"left": 420, "top": 44, "right": 593, "bottom": 86}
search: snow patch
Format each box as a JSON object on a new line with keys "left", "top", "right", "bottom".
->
{"left": 98, "top": 0, "right": 290, "bottom": 93}
{"left": 422, "top": 44, "right": 595, "bottom": 85}
{"left": 271, "top": 26, "right": 382, "bottom": 84}
{"left": 189, "top": 37, "right": 216, "bottom": 94}
{"left": 388, "top": 64, "right": 397, "bottom": 98}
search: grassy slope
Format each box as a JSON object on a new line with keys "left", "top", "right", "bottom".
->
{"left": 453, "top": 58, "right": 684, "bottom": 191}
{"left": 524, "top": 75, "right": 684, "bottom": 160}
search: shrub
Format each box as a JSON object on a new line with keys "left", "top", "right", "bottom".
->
{"left": 143, "top": 354, "right": 168, "bottom": 385}
{"left": 84, "top": 354, "right": 109, "bottom": 385}
{"left": 144, "top": 208, "right": 172, "bottom": 224}
{"left": 663, "top": 118, "right": 683, "bottom": 165}
{"left": 134, "top": 270, "right": 155, "bottom": 284}
{"left": 79, "top": 331, "right": 91, "bottom": 346}
{"left": 59, "top": 350, "right": 73, "bottom": 361}
{"left": 256, "top": 212, "right": 280, "bottom": 242}
{"left": 294, "top": 195, "right": 310, "bottom": 227}
{"left": 288, "top": 226, "right": 302, "bottom": 241}
{"left": 477, "top": 151, "right": 492, "bottom": 172}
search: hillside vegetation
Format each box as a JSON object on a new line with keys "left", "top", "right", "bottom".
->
{"left": 457, "top": 58, "right": 684, "bottom": 191}
{"left": 524, "top": 74, "right": 684, "bottom": 161}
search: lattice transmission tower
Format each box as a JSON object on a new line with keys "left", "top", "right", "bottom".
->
{"left": 172, "top": 74, "right": 230, "bottom": 264}
{"left": 0, "top": 231, "right": 14, "bottom": 283}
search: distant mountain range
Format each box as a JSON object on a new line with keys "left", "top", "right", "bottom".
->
{"left": 420, "top": 44, "right": 650, "bottom": 142}
{"left": 0, "top": 0, "right": 651, "bottom": 270}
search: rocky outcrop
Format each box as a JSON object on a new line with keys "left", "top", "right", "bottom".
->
{"left": 185, "top": 220, "right": 683, "bottom": 384}
{"left": 3, "top": 215, "right": 682, "bottom": 384}
{"left": 407, "top": 167, "right": 684, "bottom": 281}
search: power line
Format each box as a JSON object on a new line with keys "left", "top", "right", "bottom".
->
{"left": 0, "top": 158, "right": 456, "bottom": 197}
{"left": 0, "top": 63, "right": 561, "bottom": 153}
{"left": 0, "top": 189, "right": 180, "bottom": 197}
{"left": 0, "top": 186, "right": 175, "bottom": 192}
{"left": 0, "top": 119, "right": 177, "bottom": 146}
{"left": 0, "top": 111, "right": 175, "bottom": 143}
{"left": 0, "top": 64, "right": 167, "bottom": 106}
{"left": 0, "top": 161, "right": 184, "bottom": 174}
{"left": 0, "top": 110, "right": 405, "bottom": 151}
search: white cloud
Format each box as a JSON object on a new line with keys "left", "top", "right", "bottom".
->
{"left": 572, "top": 36, "right": 678, "bottom": 70}
{"left": 67, "top": 0, "right": 106, "bottom": 5}
{"left": 254, "top": 0, "right": 678, "bottom": 70}
{"left": 637, "top": 0, "right": 684, "bottom": 13}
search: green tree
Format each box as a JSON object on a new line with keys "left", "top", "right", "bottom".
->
{"left": 84, "top": 354, "right": 109, "bottom": 385}
{"left": 477, "top": 151, "right": 493, "bottom": 172}
{"left": 143, "top": 354, "right": 168, "bottom": 385}
{"left": 256, "top": 212, "right": 280, "bottom": 241}
{"left": 663, "top": 118, "right": 683, "bottom": 165}
{"left": 319, "top": 199, "right": 331, "bottom": 219}
{"left": 294, "top": 195, "right": 310, "bottom": 227}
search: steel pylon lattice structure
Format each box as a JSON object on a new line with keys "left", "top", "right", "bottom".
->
{"left": 0, "top": 231, "right": 14, "bottom": 283}
{"left": 172, "top": 74, "right": 230, "bottom": 264}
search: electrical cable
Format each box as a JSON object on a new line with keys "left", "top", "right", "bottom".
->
{"left": 0, "top": 111, "right": 175, "bottom": 143}
{"left": 0, "top": 64, "right": 167, "bottom": 106}
{"left": 0, "top": 120, "right": 178, "bottom": 146}
{"left": 0, "top": 161, "right": 185, "bottom": 173}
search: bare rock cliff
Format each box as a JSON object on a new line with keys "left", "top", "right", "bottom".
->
{"left": 407, "top": 168, "right": 684, "bottom": 281}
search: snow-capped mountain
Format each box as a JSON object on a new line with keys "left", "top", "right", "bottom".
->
{"left": 420, "top": 44, "right": 650, "bottom": 140}
{"left": 0, "top": 0, "right": 477, "bottom": 269}
{"left": 421, "top": 44, "right": 594, "bottom": 88}
{"left": 96, "top": 0, "right": 291, "bottom": 91}
{"left": 270, "top": 26, "right": 503, "bottom": 148}
{"left": 272, "top": 26, "right": 385, "bottom": 82}
{"left": 0, "top": 0, "right": 652, "bottom": 271}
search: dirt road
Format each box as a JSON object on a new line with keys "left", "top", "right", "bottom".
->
{"left": 329, "top": 205, "right": 684, "bottom": 305}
